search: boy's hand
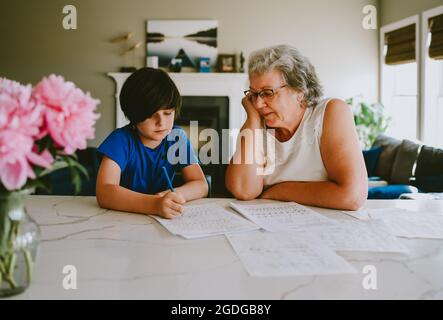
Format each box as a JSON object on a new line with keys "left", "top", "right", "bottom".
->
{"left": 156, "top": 189, "right": 185, "bottom": 199}
{"left": 155, "top": 190, "right": 186, "bottom": 219}
{"left": 156, "top": 189, "right": 174, "bottom": 197}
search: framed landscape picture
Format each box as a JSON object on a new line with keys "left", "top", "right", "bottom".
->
{"left": 147, "top": 20, "right": 218, "bottom": 71}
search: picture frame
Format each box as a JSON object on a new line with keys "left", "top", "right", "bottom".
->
{"left": 217, "top": 54, "right": 236, "bottom": 73}
{"left": 147, "top": 20, "right": 218, "bottom": 71}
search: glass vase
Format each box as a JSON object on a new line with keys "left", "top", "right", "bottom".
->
{"left": 0, "top": 190, "right": 40, "bottom": 297}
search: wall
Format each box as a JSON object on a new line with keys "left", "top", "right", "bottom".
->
{"left": 380, "top": 0, "right": 443, "bottom": 26}
{"left": 0, "top": 0, "right": 378, "bottom": 147}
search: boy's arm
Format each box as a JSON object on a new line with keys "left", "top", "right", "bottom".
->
{"left": 96, "top": 156, "right": 170, "bottom": 215}
{"left": 173, "top": 163, "right": 208, "bottom": 201}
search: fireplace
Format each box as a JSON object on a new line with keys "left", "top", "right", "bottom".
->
{"left": 177, "top": 96, "right": 229, "bottom": 197}
{"left": 108, "top": 72, "right": 248, "bottom": 197}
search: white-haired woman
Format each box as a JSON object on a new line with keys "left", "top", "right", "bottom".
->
{"left": 225, "top": 45, "right": 367, "bottom": 210}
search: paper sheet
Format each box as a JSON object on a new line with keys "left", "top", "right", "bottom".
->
{"left": 153, "top": 203, "right": 259, "bottom": 239}
{"left": 366, "top": 208, "right": 407, "bottom": 218}
{"left": 226, "top": 231, "right": 357, "bottom": 277}
{"left": 341, "top": 208, "right": 371, "bottom": 220}
{"left": 342, "top": 208, "right": 406, "bottom": 220}
{"left": 295, "top": 219, "right": 408, "bottom": 253}
{"left": 368, "top": 208, "right": 443, "bottom": 239}
{"left": 230, "top": 201, "right": 336, "bottom": 231}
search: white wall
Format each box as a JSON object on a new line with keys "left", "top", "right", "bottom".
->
{"left": 380, "top": 0, "right": 443, "bottom": 25}
{"left": 0, "top": 0, "right": 379, "bottom": 146}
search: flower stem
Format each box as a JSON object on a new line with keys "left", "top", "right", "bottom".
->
{"left": 0, "top": 259, "right": 17, "bottom": 289}
{"left": 5, "top": 274, "right": 17, "bottom": 289}
{"left": 8, "top": 253, "right": 16, "bottom": 278}
{"left": 24, "top": 250, "right": 33, "bottom": 283}
{"left": 1, "top": 190, "right": 36, "bottom": 292}
{"left": 0, "top": 259, "right": 8, "bottom": 283}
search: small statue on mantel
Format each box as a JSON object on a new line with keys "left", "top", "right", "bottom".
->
{"left": 239, "top": 51, "right": 245, "bottom": 73}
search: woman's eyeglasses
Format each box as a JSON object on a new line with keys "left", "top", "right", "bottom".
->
{"left": 244, "top": 84, "right": 287, "bottom": 102}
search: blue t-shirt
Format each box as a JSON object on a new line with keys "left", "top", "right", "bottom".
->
{"left": 97, "top": 125, "right": 198, "bottom": 194}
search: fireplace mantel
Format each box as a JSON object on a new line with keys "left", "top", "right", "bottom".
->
{"left": 107, "top": 72, "right": 249, "bottom": 131}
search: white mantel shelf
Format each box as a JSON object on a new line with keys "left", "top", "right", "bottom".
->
{"left": 9, "top": 196, "right": 443, "bottom": 299}
{"left": 108, "top": 72, "right": 248, "bottom": 129}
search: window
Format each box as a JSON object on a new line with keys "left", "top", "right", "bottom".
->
{"left": 380, "top": 17, "right": 419, "bottom": 141}
{"left": 422, "top": 7, "right": 443, "bottom": 148}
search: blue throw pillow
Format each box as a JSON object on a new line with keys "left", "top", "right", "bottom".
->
{"left": 363, "top": 146, "right": 382, "bottom": 177}
{"left": 368, "top": 185, "right": 416, "bottom": 199}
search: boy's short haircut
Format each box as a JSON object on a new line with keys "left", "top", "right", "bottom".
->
{"left": 119, "top": 67, "right": 182, "bottom": 124}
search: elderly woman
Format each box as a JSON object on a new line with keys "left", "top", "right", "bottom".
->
{"left": 225, "top": 45, "right": 367, "bottom": 210}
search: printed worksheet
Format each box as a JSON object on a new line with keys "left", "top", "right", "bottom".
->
{"left": 230, "top": 201, "right": 336, "bottom": 231}
{"left": 226, "top": 231, "right": 357, "bottom": 277}
{"left": 341, "top": 208, "right": 371, "bottom": 220}
{"left": 368, "top": 208, "right": 443, "bottom": 239}
{"left": 153, "top": 203, "right": 260, "bottom": 239}
{"left": 295, "top": 219, "right": 408, "bottom": 253}
{"left": 342, "top": 208, "right": 398, "bottom": 220}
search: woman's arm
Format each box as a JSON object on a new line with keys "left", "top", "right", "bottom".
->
{"left": 261, "top": 99, "right": 368, "bottom": 210}
{"left": 96, "top": 156, "right": 184, "bottom": 218}
{"left": 225, "top": 97, "right": 265, "bottom": 200}
{"left": 173, "top": 163, "right": 208, "bottom": 201}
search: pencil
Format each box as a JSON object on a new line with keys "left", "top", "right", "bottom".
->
{"left": 162, "top": 166, "right": 175, "bottom": 192}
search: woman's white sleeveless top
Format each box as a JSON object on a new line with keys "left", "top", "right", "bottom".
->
{"left": 263, "top": 98, "right": 331, "bottom": 187}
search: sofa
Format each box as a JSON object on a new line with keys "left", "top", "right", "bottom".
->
{"left": 363, "top": 134, "right": 443, "bottom": 199}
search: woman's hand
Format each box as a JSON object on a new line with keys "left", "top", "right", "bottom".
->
{"left": 242, "top": 96, "right": 261, "bottom": 124}
{"left": 155, "top": 190, "right": 186, "bottom": 219}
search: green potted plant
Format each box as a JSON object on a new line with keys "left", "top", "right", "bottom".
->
{"left": 346, "top": 97, "right": 391, "bottom": 149}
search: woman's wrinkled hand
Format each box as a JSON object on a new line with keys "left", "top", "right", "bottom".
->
{"left": 242, "top": 96, "right": 261, "bottom": 123}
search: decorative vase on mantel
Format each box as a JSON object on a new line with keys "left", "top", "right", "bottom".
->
{"left": 0, "top": 189, "right": 40, "bottom": 297}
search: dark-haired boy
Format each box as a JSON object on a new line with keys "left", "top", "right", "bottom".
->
{"left": 96, "top": 68, "right": 208, "bottom": 218}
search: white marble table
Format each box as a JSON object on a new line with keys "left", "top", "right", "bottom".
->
{"left": 10, "top": 196, "right": 443, "bottom": 299}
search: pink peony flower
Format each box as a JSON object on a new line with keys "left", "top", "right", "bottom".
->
{"left": 33, "top": 75, "right": 100, "bottom": 155}
{"left": 0, "top": 129, "right": 53, "bottom": 190}
{"left": 0, "top": 78, "right": 54, "bottom": 190}
{"left": 1, "top": 75, "right": 99, "bottom": 191}
{"left": 0, "top": 130, "right": 34, "bottom": 190}
{"left": 0, "top": 77, "right": 44, "bottom": 137}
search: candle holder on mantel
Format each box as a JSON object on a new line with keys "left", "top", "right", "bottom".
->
{"left": 121, "top": 42, "right": 142, "bottom": 73}
{"left": 110, "top": 32, "right": 142, "bottom": 73}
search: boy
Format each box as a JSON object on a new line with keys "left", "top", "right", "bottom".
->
{"left": 96, "top": 68, "right": 208, "bottom": 218}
